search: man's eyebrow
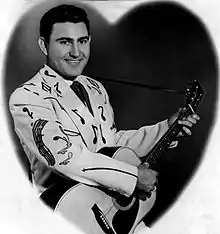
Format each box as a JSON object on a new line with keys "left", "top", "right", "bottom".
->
{"left": 56, "top": 36, "right": 89, "bottom": 42}
{"left": 78, "top": 36, "right": 89, "bottom": 41}
{"left": 56, "top": 37, "right": 73, "bottom": 42}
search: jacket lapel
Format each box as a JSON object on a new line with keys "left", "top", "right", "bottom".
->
{"left": 39, "top": 65, "right": 96, "bottom": 148}
{"left": 77, "top": 75, "right": 105, "bottom": 123}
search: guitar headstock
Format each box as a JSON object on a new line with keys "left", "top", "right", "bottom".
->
{"left": 184, "top": 80, "right": 204, "bottom": 113}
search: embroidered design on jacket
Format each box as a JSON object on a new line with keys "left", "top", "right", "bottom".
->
{"left": 44, "top": 96, "right": 87, "bottom": 147}
{"left": 41, "top": 82, "right": 52, "bottom": 93}
{"left": 59, "top": 152, "right": 73, "bottom": 165}
{"left": 82, "top": 167, "right": 137, "bottom": 178}
{"left": 18, "top": 83, "right": 39, "bottom": 96}
{"left": 86, "top": 78, "right": 102, "bottom": 95}
{"left": 22, "top": 107, "right": 33, "bottom": 119}
{"left": 32, "top": 118, "right": 56, "bottom": 166}
{"left": 54, "top": 82, "right": 62, "bottom": 97}
{"left": 53, "top": 126, "right": 73, "bottom": 154}
{"left": 19, "top": 83, "right": 36, "bottom": 88}
{"left": 44, "top": 70, "right": 56, "bottom": 77}
{"left": 72, "top": 109, "right": 85, "bottom": 124}
{"left": 98, "top": 106, "right": 106, "bottom": 121}
{"left": 91, "top": 124, "right": 106, "bottom": 145}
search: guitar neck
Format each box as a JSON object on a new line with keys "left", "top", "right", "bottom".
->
{"left": 139, "top": 105, "right": 195, "bottom": 170}
{"left": 139, "top": 79, "right": 203, "bottom": 171}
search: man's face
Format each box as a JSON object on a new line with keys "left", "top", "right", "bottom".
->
{"left": 46, "top": 22, "right": 90, "bottom": 79}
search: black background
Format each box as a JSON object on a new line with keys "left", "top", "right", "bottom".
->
{"left": 4, "top": 0, "right": 218, "bottom": 226}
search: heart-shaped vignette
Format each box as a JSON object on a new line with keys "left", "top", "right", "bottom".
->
{"left": 4, "top": 0, "right": 218, "bottom": 229}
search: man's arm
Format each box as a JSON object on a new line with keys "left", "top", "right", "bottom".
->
{"left": 101, "top": 83, "right": 199, "bottom": 158}
{"left": 9, "top": 89, "right": 138, "bottom": 197}
{"left": 99, "top": 82, "right": 175, "bottom": 158}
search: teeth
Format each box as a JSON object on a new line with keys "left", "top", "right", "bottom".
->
{"left": 69, "top": 61, "right": 80, "bottom": 63}
{"left": 65, "top": 59, "right": 81, "bottom": 63}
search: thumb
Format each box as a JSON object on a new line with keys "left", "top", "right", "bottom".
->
{"left": 143, "top": 162, "right": 149, "bottom": 168}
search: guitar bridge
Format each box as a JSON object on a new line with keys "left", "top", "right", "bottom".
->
{"left": 91, "top": 203, "right": 116, "bottom": 234}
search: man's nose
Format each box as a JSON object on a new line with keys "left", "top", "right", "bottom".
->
{"left": 69, "top": 43, "right": 80, "bottom": 58}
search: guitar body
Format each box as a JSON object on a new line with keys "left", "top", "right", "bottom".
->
{"left": 42, "top": 147, "right": 156, "bottom": 234}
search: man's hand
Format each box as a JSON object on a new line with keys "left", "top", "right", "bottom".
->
{"left": 134, "top": 164, "right": 158, "bottom": 201}
{"left": 168, "top": 108, "right": 200, "bottom": 137}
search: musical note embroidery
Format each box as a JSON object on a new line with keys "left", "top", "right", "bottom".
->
{"left": 53, "top": 126, "right": 82, "bottom": 155}
{"left": 44, "top": 97, "right": 88, "bottom": 147}
{"left": 19, "top": 83, "right": 36, "bottom": 88}
{"left": 44, "top": 70, "right": 56, "bottom": 78}
{"left": 91, "top": 124, "right": 106, "bottom": 145}
{"left": 99, "top": 124, "right": 106, "bottom": 144}
{"left": 22, "top": 107, "right": 33, "bottom": 119}
{"left": 32, "top": 119, "right": 56, "bottom": 166}
{"left": 110, "top": 122, "right": 116, "bottom": 131}
{"left": 24, "top": 87, "right": 31, "bottom": 92}
{"left": 18, "top": 83, "right": 40, "bottom": 96}
{"left": 59, "top": 152, "right": 73, "bottom": 165}
{"left": 91, "top": 124, "right": 98, "bottom": 144}
{"left": 33, "top": 92, "right": 40, "bottom": 96}
{"left": 86, "top": 78, "right": 100, "bottom": 89}
{"left": 41, "top": 82, "right": 52, "bottom": 93}
{"left": 54, "top": 82, "right": 62, "bottom": 97}
{"left": 98, "top": 106, "right": 106, "bottom": 121}
{"left": 104, "top": 94, "right": 107, "bottom": 105}
{"left": 72, "top": 109, "right": 85, "bottom": 124}
{"left": 23, "top": 86, "right": 40, "bottom": 96}
{"left": 86, "top": 78, "right": 102, "bottom": 95}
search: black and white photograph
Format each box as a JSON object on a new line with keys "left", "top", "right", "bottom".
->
{"left": 0, "top": 0, "right": 220, "bottom": 234}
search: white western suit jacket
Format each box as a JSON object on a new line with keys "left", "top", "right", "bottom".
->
{"left": 9, "top": 64, "right": 171, "bottom": 196}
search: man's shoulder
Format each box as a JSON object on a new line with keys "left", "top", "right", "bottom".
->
{"left": 9, "top": 70, "right": 42, "bottom": 104}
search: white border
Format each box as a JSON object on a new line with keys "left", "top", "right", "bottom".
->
{"left": 0, "top": 1, "right": 219, "bottom": 234}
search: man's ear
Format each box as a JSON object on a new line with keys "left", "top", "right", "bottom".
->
{"left": 38, "top": 37, "right": 48, "bottom": 56}
{"left": 88, "top": 35, "right": 91, "bottom": 43}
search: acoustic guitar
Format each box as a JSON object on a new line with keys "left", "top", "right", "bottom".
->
{"left": 41, "top": 80, "right": 203, "bottom": 234}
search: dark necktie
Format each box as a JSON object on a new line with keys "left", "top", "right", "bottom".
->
{"left": 70, "top": 80, "right": 94, "bottom": 116}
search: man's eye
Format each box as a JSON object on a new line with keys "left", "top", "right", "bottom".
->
{"left": 79, "top": 39, "right": 88, "bottom": 44}
{"left": 60, "top": 41, "right": 71, "bottom": 45}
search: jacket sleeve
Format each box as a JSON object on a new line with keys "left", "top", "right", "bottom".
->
{"left": 9, "top": 89, "right": 137, "bottom": 197}
{"left": 115, "top": 120, "right": 170, "bottom": 157}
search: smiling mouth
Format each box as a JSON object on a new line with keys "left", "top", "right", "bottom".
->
{"left": 64, "top": 59, "right": 82, "bottom": 64}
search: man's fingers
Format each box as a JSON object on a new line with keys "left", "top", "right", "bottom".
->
{"left": 143, "top": 162, "right": 149, "bottom": 168}
{"left": 135, "top": 190, "right": 152, "bottom": 201}
{"left": 187, "top": 116, "right": 197, "bottom": 124}
{"left": 146, "top": 184, "right": 156, "bottom": 192}
{"left": 178, "top": 119, "right": 193, "bottom": 128}
{"left": 136, "top": 185, "right": 155, "bottom": 199}
{"left": 192, "top": 114, "right": 200, "bottom": 120}
{"left": 177, "top": 113, "right": 200, "bottom": 137}
{"left": 182, "top": 126, "right": 192, "bottom": 136}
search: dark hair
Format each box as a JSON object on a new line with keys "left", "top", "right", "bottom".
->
{"left": 40, "top": 4, "right": 90, "bottom": 43}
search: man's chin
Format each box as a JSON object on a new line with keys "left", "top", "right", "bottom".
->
{"left": 61, "top": 66, "right": 80, "bottom": 76}
{"left": 64, "top": 66, "right": 85, "bottom": 78}
{"left": 63, "top": 71, "right": 83, "bottom": 80}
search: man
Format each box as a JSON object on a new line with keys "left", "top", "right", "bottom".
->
{"left": 9, "top": 4, "right": 199, "bottom": 234}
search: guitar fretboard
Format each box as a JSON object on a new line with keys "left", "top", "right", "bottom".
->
{"left": 139, "top": 83, "right": 203, "bottom": 171}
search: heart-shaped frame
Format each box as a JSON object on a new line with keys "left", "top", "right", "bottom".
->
{"left": 1, "top": 0, "right": 219, "bottom": 233}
